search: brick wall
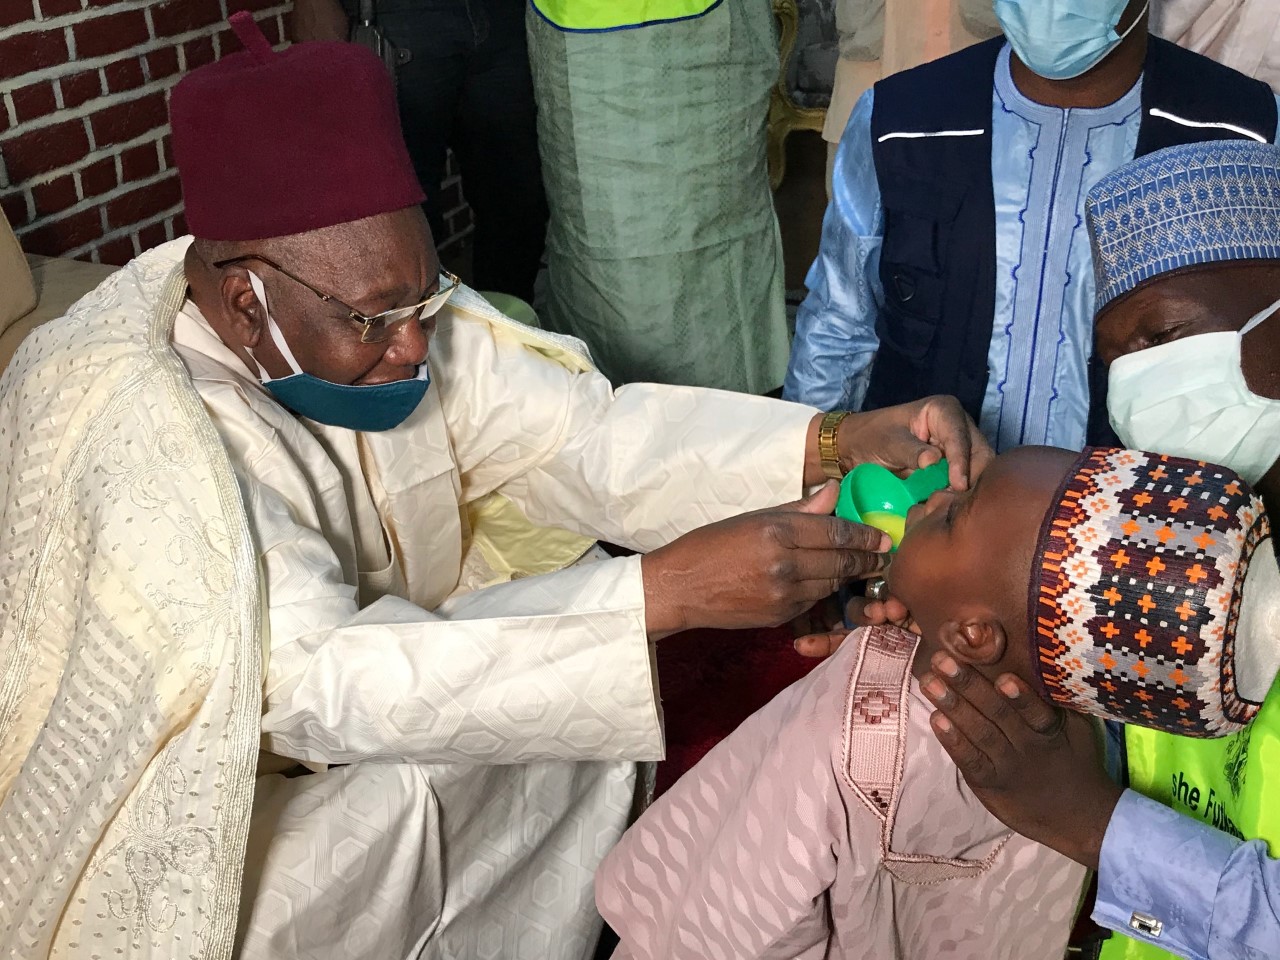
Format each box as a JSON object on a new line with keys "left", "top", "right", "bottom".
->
{"left": 0, "top": 0, "right": 292, "bottom": 266}
{"left": 0, "top": 0, "right": 474, "bottom": 268}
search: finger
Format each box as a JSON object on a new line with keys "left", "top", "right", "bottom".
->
{"left": 910, "top": 396, "right": 972, "bottom": 490}
{"left": 990, "top": 672, "right": 1065, "bottom": 738}
{"left": 929, "top": 653, "right": 1032, "bottom": 741}
{"left": 952, "top": 426, "right": 995, "bottom": 493}
{"left": 929, "top": 710, "right": 998, "bottom": 786}
{"left": 790, "top": 546, "right": 888, "bottom": 585}
{"left": 920, "top": 670, "right": 1013, "bottom": 761}
{"left": 844, "top": 596, "right": 876, "bottom": 627}
{"left": 771, "top": 514, "right": 891, "bottom": 554}
{"left": 772, "top": 481, "right": 841, "bottom": 516}
{"left": 878, "top": 595, "right": 912, "bottom": 624}
{"left": 793, "top": 630, "right": 850, "bottom": 658}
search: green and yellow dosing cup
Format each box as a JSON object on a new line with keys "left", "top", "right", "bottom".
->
{"left": 834, "top": 459, "right": 950, "bottom": 550}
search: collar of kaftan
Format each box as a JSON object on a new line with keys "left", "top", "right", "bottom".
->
{"left": 0, "top": 240, "right": 262, "bottom": 958}
{"left": 840, "top": 625, "right": 1010, "bottom": 883}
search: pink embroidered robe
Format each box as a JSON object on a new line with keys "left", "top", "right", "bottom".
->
{"left": 597, "top": 625, "right": 1088, "bottom": 960}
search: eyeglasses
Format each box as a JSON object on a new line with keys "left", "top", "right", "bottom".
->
{"left": 213, "top": 253, "right": 461, "bottom": 344}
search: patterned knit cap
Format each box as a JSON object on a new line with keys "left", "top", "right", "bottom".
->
{"left": 1031, "top": 449, "right": 1279, "bottom": 737}
{"left": 1087, "top": 140, "right": 1280, "bottom": 312}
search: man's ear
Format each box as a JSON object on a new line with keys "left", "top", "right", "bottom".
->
{"left": 218, "top": 269, "right": 265, "bottom": 349}
{"left": 938, "top": 616, "right": 1007, "bottom": 666}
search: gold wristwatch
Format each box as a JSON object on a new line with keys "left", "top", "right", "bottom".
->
{"left": 818, "top": 410, "right": 851, "bottom": 480}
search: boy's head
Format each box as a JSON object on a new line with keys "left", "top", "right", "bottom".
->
{"left": 888, "top": 447, "right": 1278, "bottom": 737}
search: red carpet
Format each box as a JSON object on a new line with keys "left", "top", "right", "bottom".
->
{"left": 653, "top": 625, "right": 822, "bottom": 796}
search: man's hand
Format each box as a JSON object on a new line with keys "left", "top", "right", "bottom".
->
{"left": 919, "top": 652, "right": 1123, "bottom": 870}
{"left": 290, "top": 0, "right": 350, "bottom": 42}
{"left": 642, "top": 482, "right": 891, "bottom": 640}
{"left": 792, "top": 593, "right": 915, "bottom": 657}
{"left": 832, "top": 395, "right": 994, "bottom": 492}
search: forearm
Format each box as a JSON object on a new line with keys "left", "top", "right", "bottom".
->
{"left": 1093, "top": 790, "right": 1280, "bottom": 960}
{"left": 263, "top": 556, "right": 663, "bottom": 765}
{"left": 510, "top": 380, "right": 816, "bottom": 552}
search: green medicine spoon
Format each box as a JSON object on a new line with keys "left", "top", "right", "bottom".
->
{"left": 834, "top": 459, "right": 950, "bottom": 551}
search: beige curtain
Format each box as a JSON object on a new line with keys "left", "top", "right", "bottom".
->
{"left": 1152, "top": 0, "right": 1280, "bottom": 94}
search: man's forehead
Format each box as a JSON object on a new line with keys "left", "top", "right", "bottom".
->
{"left": 1098, "top": 260, "right": 1280, "bottom": 331}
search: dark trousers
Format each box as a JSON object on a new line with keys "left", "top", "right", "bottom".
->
{"left": 374, "top": 0, "right": 548, "bottom": 302}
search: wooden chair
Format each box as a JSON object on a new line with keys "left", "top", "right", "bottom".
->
{"left": 767, "top": 0, "right": 830, "bottom": 190}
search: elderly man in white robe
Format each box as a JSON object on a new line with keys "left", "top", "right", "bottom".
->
{"left": 0, "top": 14, "right": 990, "bottom": 960}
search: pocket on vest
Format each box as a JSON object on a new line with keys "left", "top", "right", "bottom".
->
{"left": 877, "top": 178, "right": 966, "bottom": 361}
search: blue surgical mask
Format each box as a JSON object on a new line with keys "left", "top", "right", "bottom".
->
{"left": 994, "top": 0, "right": 1148, "bottom": 81}
{"left": 246, "top": 271, "right": 430, "bottom": 432}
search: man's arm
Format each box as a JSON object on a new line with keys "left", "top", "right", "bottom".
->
{"left": 1094, "top": 790, "right": 1280, "bottom": 960}
{"left": 782, "top": 88, "right": 886, "bottom": 411}
{"left": 248, "top": 471, "right": 665, "bottom": 766}
{"left": 922, "top": 659, "right": 1280, "bottom": 960}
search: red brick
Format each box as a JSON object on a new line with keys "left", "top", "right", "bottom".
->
{"left": 159, "top": 134, "right": 174, "bottom": 168}
{"left": 0, "top": 29, "right": 68, "bottom": 82}
{"left": 73, "top": 10, "right": 148, "bottom": 61}
{"left": 214, "top": 27, "right": 235, "bottom": 55}
{"left": 10, "top": 81, "right": 58, "bottom": 123}
{"left": 184, "top": 35, "right": 216, "bottom": 70}
{"left": 137, "top": 220, "right": 167, "bottom": 250}
{"left": 120, "top": 140, "right": 160, "bottom": 181}
{"left": 88, "top": 92, "right": 166, "bottom": 149}
{"left": 105, "top": 174, "right": 181, "bottom": 228}
{"left": 170, "top": 211, "right": 186, "bottom": 236}
{"left": 144, "top": 45, "right": 180, "bottom": 81}
{"left": 38, "top": 0, "right": 84, "bottom": 15}
{"left": 103, "top": 57, "right": 145, "bottom": 94}
{"left": 79, "top": 156, "right": 116, "bottom": 197}
{"left": 57, "top": 70, "right": 101, "bottom": 109}
{"left": 151, "top": 0, "right": 222, "bottom": 38}
{"left": 0, "top": 0, "right": 34, "bottom": 29}
{"left": 96, "top": 234, "right": 137, "bottom": 266}
{"left": 31, "top": 173, "right": 78, "bottom": 216}
{"left": 0, "top": 192, "right": 31, "bottom": 230}
{"left": 20, "top": 207, "right": 102, "bottom": 255}
{"left": 0, "top": 119, "right": 90, "bottom": 180}
{"left": 260, "top": 15, "right": 282, "bottom": 46}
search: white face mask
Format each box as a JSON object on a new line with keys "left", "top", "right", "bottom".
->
{"left": 1108, "top": 297, "right": 1280, "bottom": 485}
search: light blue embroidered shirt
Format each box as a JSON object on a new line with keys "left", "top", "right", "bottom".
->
{"left": 1095, "top": 789, "right": 1280, "bottom": 959}
{"left": 783, "top": 43, "right": 1280, "bottom": 452}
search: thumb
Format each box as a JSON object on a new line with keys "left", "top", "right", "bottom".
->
{"left": 794, "top": 629, "right": 850, "bottom": 658}
{"left": 782, "top": 480, "right": 840, "bottom": 516}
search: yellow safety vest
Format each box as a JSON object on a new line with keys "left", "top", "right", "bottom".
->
{"left": 530, "top": 0, "right": 722, "bottom": 32}
{"left": 1100, "top": 676, "right": 1280, "bottom": 959}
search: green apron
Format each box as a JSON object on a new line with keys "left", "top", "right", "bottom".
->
{"left": 530, "top": 0, "right": 721, "bottom": 32}
{"left": 526, "top": 0, "right": 790, "bottom": 394}
{"left": 1100, "top": 675, "right": 1280, "bottom": 959}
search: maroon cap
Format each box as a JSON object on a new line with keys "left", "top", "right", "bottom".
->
{"left": 170, "top": 12, "right": 425, "bottom": 241}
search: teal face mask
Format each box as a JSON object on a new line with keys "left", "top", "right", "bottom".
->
{"left": 994, "top": 0, "right": 1147, "bottom": 81}
{"left": 247, "top": 271, "right": 430, "bottom": 432}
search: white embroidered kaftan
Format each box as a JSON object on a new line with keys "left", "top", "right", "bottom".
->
{"left": 0, "top": 239, "right": 817, "bottom": 960}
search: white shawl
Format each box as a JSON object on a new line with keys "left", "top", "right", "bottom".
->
{"left": 0, "top": 245, "right": 262, "bottom": 959}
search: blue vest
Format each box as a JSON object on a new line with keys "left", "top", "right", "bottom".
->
{"left": 861, "top": 36, "right": 1278, "bottom": 446}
